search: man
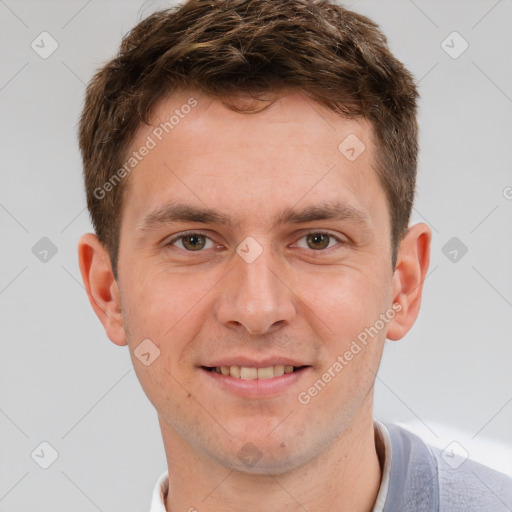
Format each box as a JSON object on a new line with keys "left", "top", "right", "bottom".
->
{"left": 77, "top": 1, "right": 512, "bottom": 510}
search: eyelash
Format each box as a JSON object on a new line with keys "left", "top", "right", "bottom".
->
{"left": 166, "top": 231, "right": 218, "bottom": 251}
{"left": 294, "top": 232, "right": 343, "bottom": 250}
{"left": 165, "top": 231, "right": 346, "bottom": 252}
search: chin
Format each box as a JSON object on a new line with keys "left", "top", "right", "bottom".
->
{"left": 231, "top": 451, "right": 310, "bottom": 476}
{"left": 209, "top": 434, "right": 317, "bottom": 476}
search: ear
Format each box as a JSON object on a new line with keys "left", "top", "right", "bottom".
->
{"left": 386, "top": 223, "right": 431, "bottom": 341}
{"left": 78, "top": 233, "right": 127, "bottom": 346}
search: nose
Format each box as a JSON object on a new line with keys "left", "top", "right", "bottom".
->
{"left": 215, "top": 246, "right": 296, "bottom": 335}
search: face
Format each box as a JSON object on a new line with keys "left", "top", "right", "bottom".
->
{"left": 113, "top": 91, "right": 400, "bottom": 473}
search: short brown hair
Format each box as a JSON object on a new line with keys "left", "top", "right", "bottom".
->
{"left": 79, "top": 0, "right": 418, "bottom": 277}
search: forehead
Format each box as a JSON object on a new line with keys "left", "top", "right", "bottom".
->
{"left": 121, "top": 90, "right": 388, "bottom": 232}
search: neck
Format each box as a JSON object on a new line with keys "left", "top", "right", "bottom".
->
{"left": 160, "top": 410, "right": 382, "bottom": 512}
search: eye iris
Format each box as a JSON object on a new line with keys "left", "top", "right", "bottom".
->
{"left": 182, "top": 234, "right": 206, "bottom": 251}
{"left": 306, "top": 233, "right": 330, "bottom": 250}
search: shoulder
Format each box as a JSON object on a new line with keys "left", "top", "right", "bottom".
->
{"left": 429, "top": 442, "right": 512, "bottom": 511}
{"left": 383, "top": 423, "right": 512, "bottom": 512}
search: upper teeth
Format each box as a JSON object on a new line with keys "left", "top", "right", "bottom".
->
{"left": 214, "top": 365, "right": 295, "bottom": 379}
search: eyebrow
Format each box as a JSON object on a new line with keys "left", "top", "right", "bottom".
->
{"left": 138, "top": 203, "right": 234, "bottom": 231}
{"left": 275, "top": 203, "right": 370, "bottom": 227}
{"left": 137, "top": 201, "right": 371, "bottom": 232}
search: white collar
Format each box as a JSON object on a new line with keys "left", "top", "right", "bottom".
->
{"left": 372, "top": 421, "right": 392, "bottom": 512}
{"left": 149, "top": 470, "right": 168, "bottom": 512}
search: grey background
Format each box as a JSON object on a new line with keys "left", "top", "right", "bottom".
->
{"left": 1, "top": 0, "right": 511, "bottom": 510}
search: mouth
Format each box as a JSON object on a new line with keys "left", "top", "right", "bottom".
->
{"left": 199, "top": 357, "right": 312, "bottom": 397}
{"left": 202, "top": 364, "right": 308, "bottom": 380}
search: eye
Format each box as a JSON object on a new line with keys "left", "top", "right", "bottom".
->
{"left": 168, "top": 233, "right": 215, "bottom": 251}
{"left": 296, "top": 232, "right": 342, "bottom": 251}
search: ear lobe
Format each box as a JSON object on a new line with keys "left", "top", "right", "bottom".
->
{"left": 78, "top": 233, "right": 127, "bottom": 346}
{"left": 386, "top": 223, "right": 431, "bottom": 341}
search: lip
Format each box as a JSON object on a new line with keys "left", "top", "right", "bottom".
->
{"left": 202, "top": 357, "right": 308, "bottom": 368}
{"left": 200, "top": 365, "right": 312, "bottom": 399}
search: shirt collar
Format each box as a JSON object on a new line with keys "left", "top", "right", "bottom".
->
{"left": 149, "top": 470, "right": 168, "bottom": 512}
{"left": 381, "top": 423, "right": 438, "bottom": 512}
{"left": 372, "top": 421, "right": 392, "bottom": 512}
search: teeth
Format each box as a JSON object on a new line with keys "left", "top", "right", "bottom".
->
{"left": 229, "top": 365, "right": 241, "bottom": 378}
{"left": 273, "top": 365, "right": 285, "bottom": 377}
{"left": 215, "top": 365, "right": 298, "bottom": 379}
{"left": 241, "top": 367, "right": 258, "bottom": 379}
{"left": 257, "top": 367, "right": 274, "bottom": 379}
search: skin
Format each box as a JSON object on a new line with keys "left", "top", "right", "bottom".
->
{"left": 78, "top": 90, "right": 431, "bottom": 512}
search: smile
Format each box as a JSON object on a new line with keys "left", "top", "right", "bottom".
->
{"left": 201, "top": 363, "right": 311, "bottom": 398}
{"left": 205, "top": 365, "right": 303, "bottom": 380}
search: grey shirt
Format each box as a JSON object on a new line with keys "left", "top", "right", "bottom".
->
{"left": 377, "top": 422, "right": 512, "bottom": 511}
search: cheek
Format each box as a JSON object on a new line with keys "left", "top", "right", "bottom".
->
{"left": 122, "top": 272, "right": 207, "bottom": 413}
{"left": 121, "top": 270, "right": 212, "bottom": 380}
{"left": 297, "top": 267, "right": 389, "bottom": 343}
{"left": 124, "top": 268, "right": 206, "bottom": 331}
